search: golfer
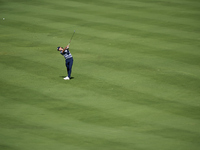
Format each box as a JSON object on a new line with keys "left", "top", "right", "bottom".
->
{"left": 57, "top": 45, "right": 73, "bottom": 80}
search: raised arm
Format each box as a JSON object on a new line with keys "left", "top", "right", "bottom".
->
{"left": 62, "top": 45, "right": 69, "bottom": 53}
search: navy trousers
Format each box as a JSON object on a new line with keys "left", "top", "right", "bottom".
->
{"left": 65, "top": 57, "right": 73, "bottom": 78}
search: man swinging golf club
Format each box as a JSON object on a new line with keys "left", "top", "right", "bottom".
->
{"left": 57, "top": 45, "right": 73, "bottom": 80}
{"left": 57, "top": 30, "right": 75, "bottom": 80}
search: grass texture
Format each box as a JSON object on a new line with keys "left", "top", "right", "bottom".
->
{"left": 0, "top": 0, "right": 200, "bottom": 149}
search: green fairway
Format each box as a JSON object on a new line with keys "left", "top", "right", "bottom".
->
{"left": 0, "top": 0, "right": 200, "bottom": 149}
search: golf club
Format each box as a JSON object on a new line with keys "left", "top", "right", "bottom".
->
{"left": 68, "top": 30, "right": 75, "bottom": 45}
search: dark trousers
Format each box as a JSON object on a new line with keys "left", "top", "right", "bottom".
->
{"left": 65, "top": 57, "right": 73, "bottom": 78}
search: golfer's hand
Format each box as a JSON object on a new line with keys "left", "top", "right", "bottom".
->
{"left": 64, "top": 45, "right": 69, "bottom": 49}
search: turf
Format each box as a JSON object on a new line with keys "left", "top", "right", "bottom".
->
{"left": 0, "top": 0, "right": 200, "bottom": 149}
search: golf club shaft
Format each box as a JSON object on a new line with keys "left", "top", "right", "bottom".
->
{"left": 68, "top": 30, "right": 75, "bottom": 45}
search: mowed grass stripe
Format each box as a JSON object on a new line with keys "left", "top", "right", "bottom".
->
{"left": 0, "top": 24, "right": 69, "bottom": 53}
{"left": 0, "top": 75, "right": 183, "bottom": 149}
{"left": 0, "top": 67, "right": 143, "bottom": 136}
{"left": 80, "top": 55, "right": 200, "bottom": 95}
{"left": 0, "top": 127, "right": 87, "bottom": 150}
{"left": 75, "top": 49, "right": 200, "bottom": 108}
{"left": 1, "top": 60, "right": 199, "bottom": 131}
{"left": 74, "top": 31, "right": 200, "bottom": 65}
{"left": 106, "top": 0, "right": 200, "bottom": 14}
{"left": 3, "top": 1, "right": 200, "bottom": 59}
{"left": 64, "top": 0, "right": 200, "bottom": 28}
{"left": 1, "top": 76, "right": 200, "bottom": 150}
{"left": 73, "top": 63, "right": 200, "bottom": 118}
{"left": 73, "top": 37, "right": 200, "bottom": 89}
{"left": 2, "top": 17, "right": 199, "bottom": 64}
{"left": 0, "top": 75, "right": 199, "bottom": 145}
{"left": 67, "top": 0, "right": 200, "bottom": 11}
{"left": 74, "top": 39, "right": 200, "bottom": 104}
{"left": 1, "top": 122, "right": 198, "bottom": 150}
{"left": 2, "top": 0, "right": 198, "bottom": 31}
{"left": 8, "top": 12, "right": 199, "bottom": 47}
{"left": 4, "top": 1, "right": 200, "bottom": 37}
{"left": 4, "top": 11, "right": 200, "bottom": 67}
{"left": 118, "top": 0, "right": 200, "bottom": 11}
{"left": 0, "top": 88, "right": 199, "bottom": 142}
